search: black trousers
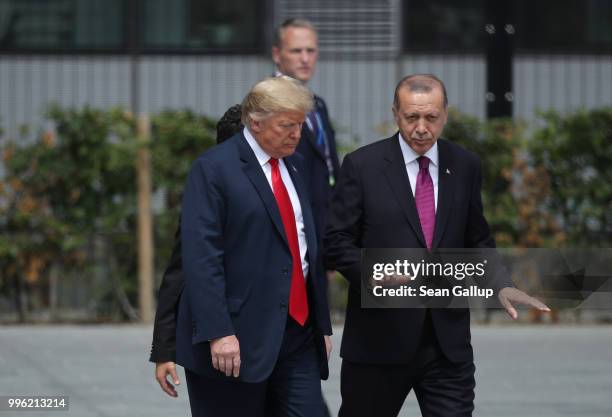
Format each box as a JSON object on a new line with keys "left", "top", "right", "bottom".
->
{"left": 185, "top": 318, "right": 326, "bottom": 417}
{"left": 338, "top": 313, "right": 475, "bottom": 417}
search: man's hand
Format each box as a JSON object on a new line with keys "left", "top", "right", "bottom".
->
{"left": 155, "top": 361, "right": 180, "bottom": 397}
{"left": 498, "top": 287, "right": 551, "bottom": 320}
{"left": 324, "top": 335, "right": 333, "bottom": 361}
{"left": 368, "top": 274, "right": 412, "bottom": 289}
{"left": 210, "top": 335, "right": 241, "bottom": 377}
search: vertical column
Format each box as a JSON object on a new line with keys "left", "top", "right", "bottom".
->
{"left": 137, "top": 113, "right": 154, "bottom": 323}
{"left": 485, "top": 1, "right": 515, "bottom": 118}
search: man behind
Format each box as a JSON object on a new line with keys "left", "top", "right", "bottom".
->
{"left": 149, "top": 18, "right": 339, "bottom": 402}
{"left": 176, "top": 76, "right": 332, "bottom": 417}
{"left": 272, "top": 18, "right": 340, "bottom": 243}
{"left": 324, "top": 74, "right": 549, "bottom": 417}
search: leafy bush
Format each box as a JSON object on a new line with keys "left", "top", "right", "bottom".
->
{"left": 1, "top": 106, "right": 610, "bottom": 322}
{"left": 529, "top": 108, "right": 612, "bottom": 246}
{"left": 0, "top": 107, "right": 216, "bottom": 321}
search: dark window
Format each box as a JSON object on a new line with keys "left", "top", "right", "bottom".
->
{"left": 141, "top": 0, "right": 264, "bottom": 52}
{"left": 515, "top": 0, "right": 612, "bottom": 53}
{"left": 0, "top": 0, "right": 126, "bottom": 50}
{"left": 403, "top": 0, "right": 485, "bottom": 53}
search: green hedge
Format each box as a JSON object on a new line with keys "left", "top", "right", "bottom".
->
{"left": 0, "top": 107, "right": 216, "bottom": 320}
{"left": 1, "top": 106, "right": 611, "bottom": 321}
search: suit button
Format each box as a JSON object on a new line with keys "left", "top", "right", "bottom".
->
{"left": 280, "top": 302, "right": 287, "bottom": 310}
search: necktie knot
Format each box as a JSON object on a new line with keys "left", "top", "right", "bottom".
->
{"left": 417, "top": 156, "right": 430, "bottom": 170}
{"left": 269, "top": 158, "right": 279, "bottom": 169}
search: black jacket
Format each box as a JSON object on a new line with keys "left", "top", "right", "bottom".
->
{"left": 324, "top": 135, "right": 499, "bottom": 364}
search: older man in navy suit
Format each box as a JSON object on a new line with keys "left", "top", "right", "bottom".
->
{"left": 176, "top": 76, "right": 332, "bottom": 417}
{"left": 150, "top": 21, "right": 339, "bottom": 411}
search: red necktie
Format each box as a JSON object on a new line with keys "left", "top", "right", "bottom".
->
{"left": 415, "top": 156, "right": 435, "bottom": 249}
{"left": 269, "top": 158, "right": 309, "bottom": 326}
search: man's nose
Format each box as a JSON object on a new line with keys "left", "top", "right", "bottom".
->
{"left": 299, "top": 51, "right": 310, "bottom": 63}
{"left": 415, "top": 120, "right": 427, "bottom": 135}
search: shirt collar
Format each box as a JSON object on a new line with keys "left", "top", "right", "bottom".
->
{"left": 243, "top": 127, "right": 275, "bottom": 167}
{"left": 398, "top": 132, "right": 439, "bottom": 167}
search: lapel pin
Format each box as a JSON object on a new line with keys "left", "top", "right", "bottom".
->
{"left": 445, "top": 168, "right": 451, "bottom": 175}
{"left": 292, "top": 165, "right": 298, "bottom": 172}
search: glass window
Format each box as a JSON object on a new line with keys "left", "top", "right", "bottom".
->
{"left": 141, "top": 0, "right": 264, "bottom": 52}
{"left": 515, "top": 0, "right": 612, "bottom": 53}
{"left": 403, "top": 0, "right": 485, "bottom": 53}
{"left": 0, "top": 0, "right": 125, "bottom": 50}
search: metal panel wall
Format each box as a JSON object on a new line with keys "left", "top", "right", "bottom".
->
{"left": 0, "top": 56, "right": 131, "bottom": 140}
{"left": 1, "top": 54, "right": 610, "bottom": 145}
{"left": 139, "top": 56, "right": 270, "bottom": 115}
{"left": 514, "top": 55, "right": 612, "bottom": 120}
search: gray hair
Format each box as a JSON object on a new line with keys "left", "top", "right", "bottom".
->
{"left": 393, "top": 74, "right": 448, "bottom": 109}
{"left": 241, "top": 76, "right": 314, "bottom": 125}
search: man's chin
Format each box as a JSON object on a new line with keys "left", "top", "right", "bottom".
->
{"left": 410, "top": 140, "right": 433, "bottom": 154}
{"left": 295, "top": 71, "right": 312, "bottom": 83}
{"left": 279, "top": 147, "right": 298, "bottom": 158}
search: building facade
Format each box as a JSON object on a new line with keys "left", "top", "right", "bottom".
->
{"left": 1, "top": 0, "right": 611, "bottom": 143}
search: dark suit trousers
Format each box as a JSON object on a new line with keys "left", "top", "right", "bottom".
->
{"left": 338, "top": 311, "right": 475, "bottom": 417}
{"left": 185, "top": 318, "right": 325, "bottom": 417}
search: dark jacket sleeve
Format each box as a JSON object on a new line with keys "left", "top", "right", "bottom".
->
{"left": 149, "top": 217, "right": 184, "bottom": 363}
{"left": 323, "top": 153, "right": 364, "bottom": 289}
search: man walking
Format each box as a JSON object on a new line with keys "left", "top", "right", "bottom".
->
{"left": 325, "top": 74, "right": 549, "bottom": 417}
{"left": 177, "top": 76, "right": 332, "bottom": 416}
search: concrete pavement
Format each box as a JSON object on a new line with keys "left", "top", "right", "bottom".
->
{"left": 0, "top": 325, "right": 611, "bottom": 416}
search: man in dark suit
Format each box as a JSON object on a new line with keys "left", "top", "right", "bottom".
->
{"left": 324, "top": 74, "right": 549, "bottom": 417}
{"left": 177, "top": 76, "right": 332, "bottom": 417}
{"left": 150, "top": 19, "right": 339, "bottom": 403}
{"left": 271, "top": 18, "right": 340, "bottom": 240}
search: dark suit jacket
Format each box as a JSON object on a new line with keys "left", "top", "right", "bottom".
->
{"left": 297, "top": 95, "right": 340, "bottom": 241}
{"left": 324, "top": 135, "right": 500, "bottom": 365}
{"left": 148, "top": 222, "right": 184, "bottom": 363}
{"left": 149, "top": 97, "right": 339, "bottom": 363}
{"left": 175, "top": 132, "right": 332, "bottom": 383}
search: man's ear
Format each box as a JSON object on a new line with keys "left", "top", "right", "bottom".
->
{"left": 250, "top": 119, "right": 262, "bottom": 134}
{"left": 271, "top": 46, "right": 280, "bottom": 66}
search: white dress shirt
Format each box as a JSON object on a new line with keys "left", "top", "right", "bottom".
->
{"left": 243, "top": 127, "right": 309, "bottom": 278}
{"left": 398, "top": 133, "right": 439, "bottom": 211}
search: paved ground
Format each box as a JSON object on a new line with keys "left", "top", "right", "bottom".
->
{"left": 0, "top": 325, "right": 611, "bottom": 417}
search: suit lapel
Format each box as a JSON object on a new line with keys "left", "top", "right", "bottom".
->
{"left": 236, "top": 134, "right": 288, "bottom": 246}
{"left": 302, "top": 98, "right": 328, "bottom": 161}
{"left": 432, "top": 139, "right": 455, "bottom": 249}
{"left": 286, "top": 156, "right": 318, "bottom": 265}
{"left": 382, "top": 135, "right": 427, "bottom": 248}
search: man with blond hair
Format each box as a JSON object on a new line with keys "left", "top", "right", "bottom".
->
{"left": 176, "top": 76, "right": 332, "bottom": 417}
{"left": 151, "top": 21, "right": 339, "bottom": 417}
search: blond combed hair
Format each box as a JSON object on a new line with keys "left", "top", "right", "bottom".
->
{"left": 241, "top": 76, "right": 314, "bottom": 126}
